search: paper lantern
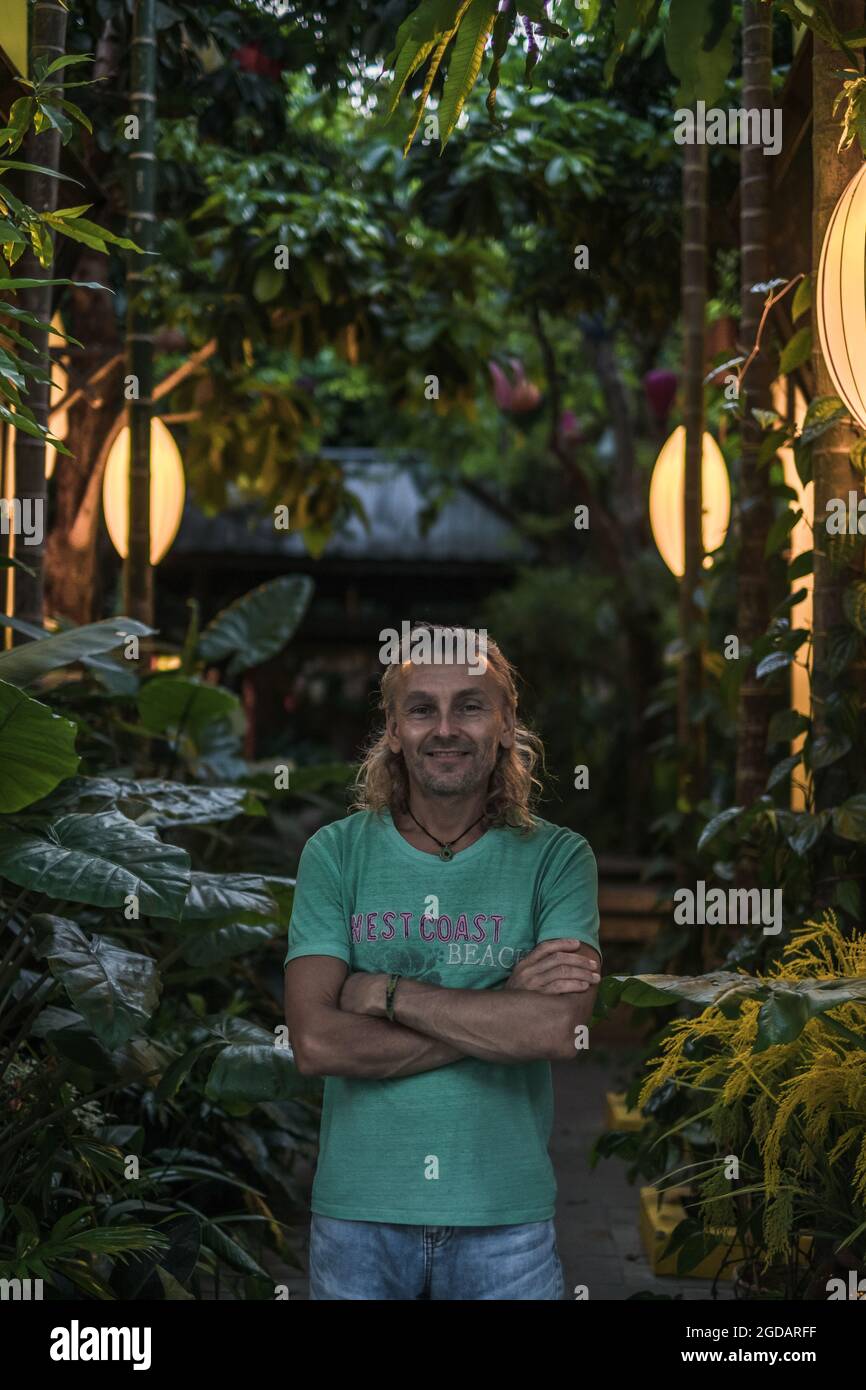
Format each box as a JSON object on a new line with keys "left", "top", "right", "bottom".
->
{"left": 817, "top": 162, "right": 866, "bottom": 430}
{"left": 649, "top": 425, "right": 731, "bottom": 577}
{"left": 102, "top": 417, "right": 185, "bottom": 564}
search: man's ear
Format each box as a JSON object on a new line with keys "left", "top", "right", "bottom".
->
{"left": 500, "top": 706, "right": 515, "bottom": 750}
{"left": 385, "top": 712, "right": 402, "bottom": 754}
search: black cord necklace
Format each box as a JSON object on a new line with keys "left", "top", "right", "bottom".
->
{"left": 406, "top": 807, "right": 487, "bottom": 860}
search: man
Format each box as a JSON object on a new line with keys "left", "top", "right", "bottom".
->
{"left": 283, "top": 624, "right": 602, "bottom": 1300}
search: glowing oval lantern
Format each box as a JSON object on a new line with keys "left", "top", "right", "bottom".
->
{"left": 649, "top": 425, "right": 731, "bottom": 577}
{"left": 817, "top": 162, "right": 866, "bottom": 430}
{"left": 102, "top": 417, "right": 185, "bottom": 564}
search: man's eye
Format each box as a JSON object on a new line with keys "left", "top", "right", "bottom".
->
{"left": 409, "top": 705, "right": 432, "bottom": 715}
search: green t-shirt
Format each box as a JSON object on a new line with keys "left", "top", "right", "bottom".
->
{"left": 284, "top": 809, "right": 601, "bottom": 1227}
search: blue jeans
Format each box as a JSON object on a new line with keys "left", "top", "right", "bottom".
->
{"left": 308, "top": 1213, "right": 566, "bottom": 1300}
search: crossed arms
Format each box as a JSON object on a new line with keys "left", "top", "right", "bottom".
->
{"left": 284, "top": 939, "right": 602, "bottom": 1080}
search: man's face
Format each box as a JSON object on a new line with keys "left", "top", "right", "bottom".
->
{"left": 386, "top": 662, "right": 514, "bottom": 800}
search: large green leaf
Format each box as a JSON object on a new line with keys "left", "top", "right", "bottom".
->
{"left": 0, "top": 614, "right": 140, "bottom": 693}
{"left": 197, "top": 575, "right": 314, "bottom": 677}
{"left": 36, "top": 776, "right": 261, "bottom": 828}
{"left": 138, "top": 676, "right": 239, "bottom": 737}
{"left": 32, "top": 1005, "right": 132, "bottom": 1076}
{"left": 599, "top": 970, "right": 754, "bottom": 1012}
{"left": 438, "top": 0, "right": 499, "bottom": 148}
{"left": 35, "top": 915, "right": 161, "bottom": 1048}
{"left": 0, "top": 617, "right": 153, "bottom": 687}
{"left": 601, "top": 968, "right": 866, "bottom": 1053}
{"left": 180, "top": 872, "right": 283, "bottom": 923}
{"left": 664, "top": 0, "right": 736, "bottom": 106}
{"left": 0, "top": 679, "right": 79, "bottom": 812}
{"left": 205, "top": 1019, "right": 306, "bottom": 1105}
{"left": 31, "top": 1005, "right": 173, "bottom": 1081}
{"left": 0, "top": 810, "right": 190, "bottom": 917}
{"left": 753, "top": 977, "right": 866, "bottom": 1051}
{"left": 181, "top": 921, "right": 280, "bottom": 966}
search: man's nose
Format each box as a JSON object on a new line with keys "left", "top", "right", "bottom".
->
{"left": 433, "top": 711, "right": 457, "bottom": 738}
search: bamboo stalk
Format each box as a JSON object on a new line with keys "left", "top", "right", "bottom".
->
{"left": 123, "top": 0, "right": 157, "bottom": 626}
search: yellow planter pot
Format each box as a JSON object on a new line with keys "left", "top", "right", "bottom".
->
{"left": 605, "top": 1091, "right": 645, "bottom": 1132}
{"left": 639, "top": 1185, "right": 812, "bottom": 1281}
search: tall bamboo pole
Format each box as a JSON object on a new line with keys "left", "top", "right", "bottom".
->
{"left": 678, "top": 138, "right": 708, "bottom": 814}
{"left": 734, "top": 0, "right": 775, "bottom": 815}
{"left": 11, "top": 0, "right": 68, "bottom": 635}
{"left": 123, "top": 0, "right": 156, "bottom": 626}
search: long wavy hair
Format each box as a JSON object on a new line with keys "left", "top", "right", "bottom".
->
{"left": 350, "top": 624, "right": 545, "bottom": 831}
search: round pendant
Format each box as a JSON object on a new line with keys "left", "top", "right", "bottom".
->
{"left": 439, "top": 846, "right": 454, "bottom": 861}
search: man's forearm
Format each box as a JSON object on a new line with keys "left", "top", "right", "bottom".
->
{"left": 297, "top": 1007, "right": 464, "bottom": 1080}
{"left": 390, "top": 978, "right": 593, "bottom": 1062}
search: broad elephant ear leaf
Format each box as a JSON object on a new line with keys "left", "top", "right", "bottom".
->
{"left": 598, "top": 970, "right": 757, "bottom": 1011}
{"left": 0, "top": 810, "right": 190, "bottom": 917}
{"left": 0, "top": 616, "right": 153, "bottom": 687}
{"left": 205, "top": 1018, "right": 307, "bottom": 1105}
{"left": 197, "top": 575, "right": 314, "bottom": 677}
{"left": 753, "top": 976, "right": 866, "bottom": 1052}
{"left": 138, "top": 676, "right": 239, "bottom": 737}
{"left": 181, "top": 921, "right": 279, "bottom": 966}
{"left": 0, "top": 678, "right": 79, "bottom": 812}
{"left": 180, "top": 872, "right": 284, "bottom": 923}
{"left": 34, "top": 915, "right": 162, "bottom": 1049}
{"left": 34, "top": 775, "right": 261, "bottom": 827}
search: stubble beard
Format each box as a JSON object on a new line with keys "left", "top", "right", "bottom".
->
{"left": 408, "top": 743, "right": 497, "bottom": 800}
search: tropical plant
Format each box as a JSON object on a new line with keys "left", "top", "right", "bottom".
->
{"left": 0, "top": 575, "right": 356, "bottom": 1298}
{"left": 594, "top": 911, "right": 866, "bottom": 1297}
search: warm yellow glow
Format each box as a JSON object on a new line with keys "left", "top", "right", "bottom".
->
{"left": 151, "top": 654, "right": 182, "bottom": 671}
{"left": 773, "top": 381, "right": 812, "bottom": 811}
{"left": 44, "top": 360, "right": 68, "bottom": 480}
{"left": 102, "top": 417, "right": 185, "bottom": 564}
{"left": 649, "top": 426, "right": 731, "bottom": 577}
{"left": 817, "top": 163, "right": 866, "bottom": 430}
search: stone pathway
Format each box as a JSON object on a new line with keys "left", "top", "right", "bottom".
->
{"left": 551, "top": 1048, "right": 734, "bottom": 1301}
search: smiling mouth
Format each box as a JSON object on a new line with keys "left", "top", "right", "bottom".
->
{"left": 426, "top": 750, "right": 471, "bottom": 759}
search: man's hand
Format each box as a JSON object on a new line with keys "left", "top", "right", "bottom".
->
{"left": 339, "top": 970, "right": 388, "bottom": 1018}
{"left": 504, "top": 939, "right": 601, "bottom": 995}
